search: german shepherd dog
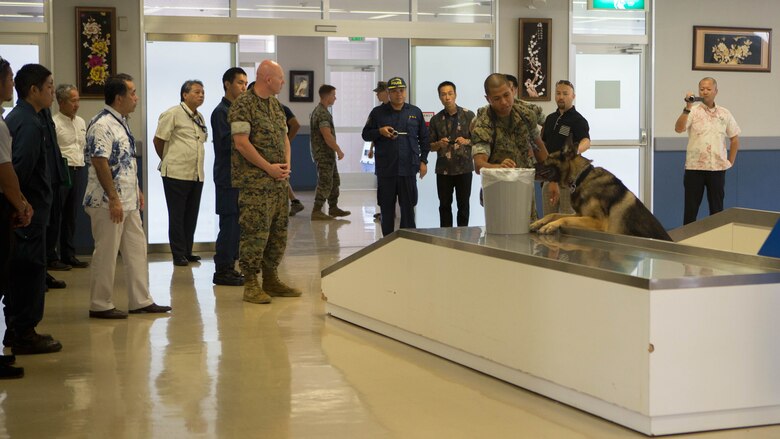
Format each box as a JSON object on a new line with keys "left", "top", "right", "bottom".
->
{"left": 531, "top": 146, "right": 672, "bottom": 241}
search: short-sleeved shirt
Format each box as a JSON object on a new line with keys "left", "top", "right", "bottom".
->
{"left": 0, "top": 108, "right": 10, "bottom": 166}
{"left": 228, "top": 90, "right": 288, "bottom": 189}
{"left": 310, "top": 103, "right": 335, "bottom": 159}
{"left": 83, "top": 106, "right": 139, "bottom": 211}
{"left": 471, "top": 102, "right": 540, "bottom": 168}
{"left": 0, "top": 109, "right": 11, "bottom": 195}
{"left": 211, "top": 97, "right": 233, "bottom": 188}
{"left": 428, "top": 106, "right": 475, "bottom": 175}
{"left": 53, "top": 112, "right": 86, "bottom": 167}
{"left": 685, "top": 104, "right": 741, "bottom": 171}
{"left": 155, "top": 104, "right": 208, "bottom": 181}
{"left": 541, "top": 106, "right": 590, "bottom": 155}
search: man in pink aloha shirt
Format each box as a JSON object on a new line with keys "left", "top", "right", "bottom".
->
{"left": 674, "top": 77, "right": 740, "bottom": 225}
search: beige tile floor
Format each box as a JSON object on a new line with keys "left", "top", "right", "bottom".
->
{"left": 2, "top": 190, "right": 778, "bottom": 438}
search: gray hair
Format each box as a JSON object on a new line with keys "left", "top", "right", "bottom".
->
{"left": 55, "top": 84, "right": 77, "bottom": 103}
{"left": 699, "top": 77, "right": 718, "bottom": 90}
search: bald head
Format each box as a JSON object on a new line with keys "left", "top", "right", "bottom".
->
{"left": 253, "top": 60, "right": 284, "bottom": 98}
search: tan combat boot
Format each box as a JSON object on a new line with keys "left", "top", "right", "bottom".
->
{"left": 328, "top": 206, "right": 351, "bottom": 217}
{"left": 242, "top": 275, "right": 272, "bottom": 304}
{"left": 311, "top": 209, "right": 334, "bottom": 221}
{"left": 262, "top": 271, "right": 303, "bottom": 297}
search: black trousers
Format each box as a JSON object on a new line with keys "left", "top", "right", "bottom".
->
{"left": 57, "top": 166, "right": 85, "bottom": 261}
{"left": 45, "top": 183, "right": 61, "bottom": 263}
{"left": 162, "top": 177, "right": 204, "bottom": 259}
{"left": 436, "top": 173, "right": 472, "bottom": 227}
{"left": 683, "top": 169, "right": 725, "bottom": 225}
{"left": 377, "top": 175, "right": 417, "bottom": 237}
{"left": 0, "top": 199, "right": 11, "bottom": 303}
{"left": 4, "top": 223, "right": 46, "bottom": 333}
{"left": 214, "top": 185, "right": 240, "bottom": 272}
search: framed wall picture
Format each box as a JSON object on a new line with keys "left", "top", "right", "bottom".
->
{"left": 693, "top": 26, "right": 771, "bottom": 72}
{"left": 518, "top": 18, "right": 551, "bottom": 101}
{"left": 289, "top": 70, "right": 314, "bottom": 102}
{"left": 76, "top": 7, "right": 117, "bottom": 98}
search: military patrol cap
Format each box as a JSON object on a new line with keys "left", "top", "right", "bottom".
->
{"left": 386, "top": 77, "right": 407, "bottom": 90}
{"left": 373, "top": 81, "right": 387, "bottom": 92}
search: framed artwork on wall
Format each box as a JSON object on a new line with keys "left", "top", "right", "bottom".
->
{"left": 76, "top": 7, "right": 117, "bottom": 99}
{"left": 289, "top": 70, "right": 314, "bottom": 102}
{"left": 518, "top": 18, "right": 551, "bottom": 101}
{"left": 693, "top": 26, "right": 771, "bottom": 72}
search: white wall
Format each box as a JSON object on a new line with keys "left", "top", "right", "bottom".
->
{"left": 276, "top": 36, "right": 326, "bottom": 125}
{"left": 654, "top": 0, "right": 780, "bottom": 138}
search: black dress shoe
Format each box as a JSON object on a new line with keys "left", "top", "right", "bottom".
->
{"left": 0, "top": 355, "right": 16, "bottom": 365}
{"left": 0, "top": 364, "right": 23, "bottom": 379}
{"left": 47, "top": 260, "right": 72, "bottom": 271}
{"left": 62, "top": 257, "right": 89, "bottom": 268}
{"left": 173, "top": 256, "right": 189, "bottom": 266}
{"left": 11, "top": 332, "right": 62, "bottom": 355}
{"left": 89, "top": 308, "right": 128, "bottom": 319}
{"left": 185, "top": 254, "right": 201, "bottom": 262}
{"left": 4, "top": 329, "right": 52, "bottom": 347}
{"left": 46, "top": 273, "right": 66, "bottom": 289}
{"left": 213, "top": 270, "right": 245, "bottom": 286}
{"left": 129, "top": 303, "right": 172, "bottom": 314}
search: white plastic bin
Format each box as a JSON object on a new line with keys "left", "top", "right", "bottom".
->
{"left": 481, "top": 168, "right": 535, "bottom": 234}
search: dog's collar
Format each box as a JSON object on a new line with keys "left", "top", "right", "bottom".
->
{"left": 569, "top": 164, "right": 594, "bottom": 191}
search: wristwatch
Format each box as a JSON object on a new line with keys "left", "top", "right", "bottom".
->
{"left": 682, "top": 108, "right": 691, "bottom": 114}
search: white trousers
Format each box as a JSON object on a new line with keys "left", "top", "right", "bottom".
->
{"left": 86, "top": 207, "right": 154, "bottom": 311}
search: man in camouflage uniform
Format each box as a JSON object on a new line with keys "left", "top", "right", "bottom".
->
{"left": 429, "top": 81, "right": 475, "bottom": 227}
{"left": 471, "top": 73, "right": 557, "bottom": 222}
{"left": 310, "top": 84, "right": 350, "bottom": 221}
{"left": 229, "top": 60, "right": 301, "bottom": 304}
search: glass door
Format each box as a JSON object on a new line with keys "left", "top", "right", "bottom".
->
{"left": 573, "top": 44, "right": 647, "bottom": 198}
{"left": 145, "top": 36, "right": 235, "bottom": 247}
{"left": 0, "top": 37, "right": 45, "bottom": 112}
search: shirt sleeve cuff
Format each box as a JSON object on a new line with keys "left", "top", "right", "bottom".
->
{"left": 231, "top": 121, "right": 251, "bottom": 136}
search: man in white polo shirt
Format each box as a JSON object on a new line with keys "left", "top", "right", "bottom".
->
{"left": 52, "top": 84, "right": 88, "bottom": 268}
{"left": 153, "top": 80, "right": 207, "bottom": 267}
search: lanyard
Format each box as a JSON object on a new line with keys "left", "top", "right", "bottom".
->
{"left": 180, "top": 103, "right": 208, "bottom": 135}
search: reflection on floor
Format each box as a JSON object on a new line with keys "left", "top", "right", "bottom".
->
{"left": 2, "top": 190, "right": 777, "bottom": 438}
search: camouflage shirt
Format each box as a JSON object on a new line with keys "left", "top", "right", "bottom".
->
{"left": 471, "top": 102, "right": 540, "bottom": 168}
{"left": 228, "top": 91, "right": 288, "bottom": 189}
{"left": 428, "top": 106, "right": 475, "bottom": 175}
{"left": 309, "top": 103, "right": 335, "bottom": 160}
{"left": 476, "top": 99, "right": 544, "bottom": 126}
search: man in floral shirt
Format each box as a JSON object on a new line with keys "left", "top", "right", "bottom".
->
{"left": 674, "top": 77, "right": 740, "bottom": 224}
{"left": 84, "top": 73, "right": 171, "bottom": 319}
{"left": 428, "top": 81, "right": 475, "bottom": 227}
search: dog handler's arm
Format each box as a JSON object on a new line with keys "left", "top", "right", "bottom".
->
{"left": 728, "top": 135, "right": 739, "bottom": 165}
{"left": 577, "top": 138, "right": 591, "bottom": 154}
{"left": 532, "top": 136, "right": 549, "bottom": 162}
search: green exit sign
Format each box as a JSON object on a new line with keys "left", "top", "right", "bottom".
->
{"left": 589, "top": 0, "right": 645, "bottom": 10}
{"left": 349, "top": 37, "right": 365, "bottom": 42}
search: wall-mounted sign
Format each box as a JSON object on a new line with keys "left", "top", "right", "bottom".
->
{"left": 588, "top": 0, "right": 645, "bottom": 10}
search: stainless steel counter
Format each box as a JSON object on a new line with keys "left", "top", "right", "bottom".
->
{"left": 323, "top": 226, "right": 780, "bottom": 290}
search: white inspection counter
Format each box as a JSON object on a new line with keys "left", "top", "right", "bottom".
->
{"left": 321, "top": 226, "right": 780, "bottom": 436}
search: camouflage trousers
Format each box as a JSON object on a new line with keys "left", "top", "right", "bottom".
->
{"left": 238, "top": 182, "right": 288, "bottom": 276}
{"left": 313, "top": 156, "right": 340, "bottom": 210}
